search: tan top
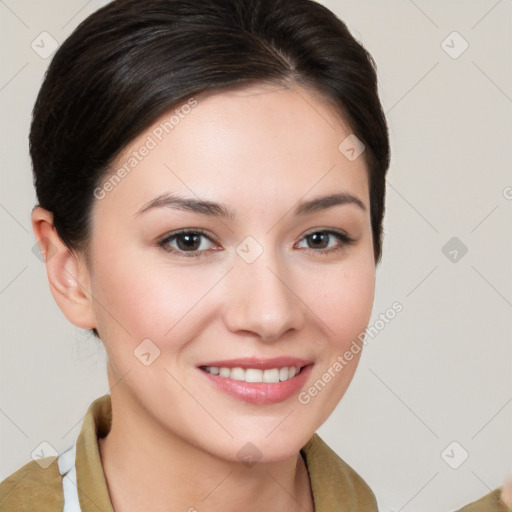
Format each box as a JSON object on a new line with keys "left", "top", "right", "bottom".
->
{"left": 0, "top": 394, "right": 378, "bottom": 511}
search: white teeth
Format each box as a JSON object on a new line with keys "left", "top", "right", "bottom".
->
{"left": 263, "top": 368, "right": 280, "bottom": 383}
{"left": 219, "top": 367, "right": 230, "bottom": 378}
{"left": 204, "top": 366, "right": 300, "bottom": 382}
{"left": 230, "top": 367, "right": 245, "bottom": 381}
{"left": 245, "top": 368, "right": 263, "bottom": 382}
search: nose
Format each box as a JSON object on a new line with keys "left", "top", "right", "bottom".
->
{"left": 223, "top": 247, "right": 305, "bottom": 342}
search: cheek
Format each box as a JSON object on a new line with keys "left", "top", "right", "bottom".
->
{"left": 297, "top": 261, "right": 375, "bottom": 421}
{"left": 91, "top": 250, "right": 219, "bottom": 349}
{"left": 305, "top": 259, "right": 375, "bottom": 350}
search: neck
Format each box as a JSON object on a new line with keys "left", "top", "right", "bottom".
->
{"left": 98, "top": 389, "right": 314, "bottom": 512}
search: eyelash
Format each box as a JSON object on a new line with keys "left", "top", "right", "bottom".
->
{"left": 157, "top": 228, "right": 356, "bottom": 258}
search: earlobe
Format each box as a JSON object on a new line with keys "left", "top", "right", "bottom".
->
{"left": 31, "top": 206, "right": 97, "bottom": 330}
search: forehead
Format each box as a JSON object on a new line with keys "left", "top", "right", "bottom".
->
{"left": 95, "top": 83, "right": 369, "bottom": 216}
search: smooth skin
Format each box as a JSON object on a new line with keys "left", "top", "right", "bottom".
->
{"left": 32, "top": 82, "right": 376, "bottom": 512}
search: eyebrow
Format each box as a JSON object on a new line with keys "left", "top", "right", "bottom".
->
{"left": 135, "top": 191, "right": 366, "bottom": 219}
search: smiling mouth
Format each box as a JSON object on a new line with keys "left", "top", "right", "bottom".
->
{"left": 199, "top": 365, "right": 304, "bottom": 383}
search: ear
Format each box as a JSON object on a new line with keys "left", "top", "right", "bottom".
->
{"left": 31, "top": 206, "right": 96, "bottom": 330}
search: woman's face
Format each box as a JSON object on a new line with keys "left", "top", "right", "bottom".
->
{"left": 87, "top": 83, "right": 375, "bottom": 462}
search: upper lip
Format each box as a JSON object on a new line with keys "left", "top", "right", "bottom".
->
{"left": 198, "top": 357, "right": 313, "bottom": 370}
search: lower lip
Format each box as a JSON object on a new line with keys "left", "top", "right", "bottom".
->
{"left": 199, "top": 365, "right": 313, "bottom": 405}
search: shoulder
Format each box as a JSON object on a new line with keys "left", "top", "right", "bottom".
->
{"left": 454, "top": 488, "right": 511, "bottom": 512}
{"left": 301, "top": 433, "right": 378, "bottom": 511}
{"left": 0, "top": 457, "right": 63, "bottom": 511}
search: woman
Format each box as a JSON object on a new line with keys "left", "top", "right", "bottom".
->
{"left": 0, "top": 1, "right": 389, "bottom": 509}
{"left": 4, "top": 0, "right": 505, "bottom": 511}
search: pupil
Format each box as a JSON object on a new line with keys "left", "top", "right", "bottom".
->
{"left": 179, "top": 234, "right": 200, "bottom": 250}
{"left": 310, "top": 232, "right": 327, "bottom": 248}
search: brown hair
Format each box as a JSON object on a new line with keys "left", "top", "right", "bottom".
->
{"left": 30, "top": 0, "right": 390, "bottom": 267}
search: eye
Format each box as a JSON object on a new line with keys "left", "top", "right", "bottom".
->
{"left": 158, "top": 229, "right": 218, "bottom": 258}
{"left": 158, "top": 228, "right": 356, "bottom": 258}
{"left": 295, "top": 229, "right": 356, "bottom": 255}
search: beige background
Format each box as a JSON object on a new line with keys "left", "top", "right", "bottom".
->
{"left": 0, "top": 1, "right": 511, "bottom": 510}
